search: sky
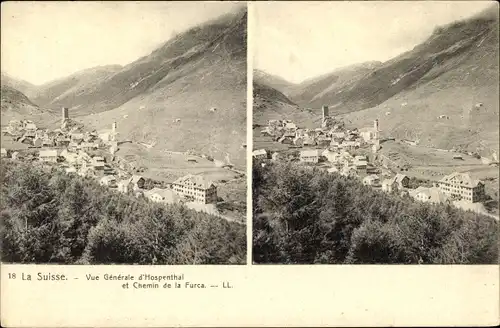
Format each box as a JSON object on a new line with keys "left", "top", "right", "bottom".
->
{"left": 1, "top": 1, "right": 244, "bottom": 85}
{"left": 253, "top": 1, "right": 495, "bottom": 84}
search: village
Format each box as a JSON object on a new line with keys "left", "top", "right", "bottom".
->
{"left": 1, "top": 107, "right": 231, "bottom": 219}
{"left": 253, "top": 105, "right": 499, "bottom": 218}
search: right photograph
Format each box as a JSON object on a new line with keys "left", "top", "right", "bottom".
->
{"left": 252, "top": 1, "right": 499, "bottom": 264}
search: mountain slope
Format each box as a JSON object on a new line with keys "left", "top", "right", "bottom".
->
{"left": 0, "top": 85, "right": 55, "bottom": 125}
{"left": 339, "top": 5, "right": 499, "bottom": 155}
{"left": 288, "top": 61, "right": 382, "bottom": 107}
{"left": 80, "top": 8, "right": 247, "bottom": 168}
{"left": 253, "top": 69, "right": 296, "bottom": 96}
{"left": 0, "top": 72, "right": 37, "bottom": 98}
{"left": 31, "top": 65, "right": 123, "bottom": 111}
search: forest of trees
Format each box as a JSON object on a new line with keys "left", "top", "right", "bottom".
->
{"left": 253, "top": 161, "right": 499, "bottom": 264}
{"left": 0, "top": 160, "right": 246, "bottom": 264}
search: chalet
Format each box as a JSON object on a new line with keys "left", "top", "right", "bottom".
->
{"left": 145, "top": 188, "right": 180, "bottom": 205}
{"left": 363, "top": 174, "right": 381, "bottom": 187}
{"left": 252, "top": 149, "right": 268, "bottom": 160}
{"left": 300, "top": 149, "right": 320, "bottom": 163}
{"left": 99, "top": 175, "right": 117, "bottom": 187}
{"left": 438, "top": 172, "right": 484, "bottom": 203}
{"left": 0, "top": 148, "right": 8, "bottom": 158}
{"left": 92, "top": 156, "right": 105, "bottom": 170}
{"left": 354, "top": 155, "right": 368, "bottom": 170}
{"left": 39, "top": 149, "right": 58, "bottom": 163}
{"left": 172, "top": 174, "right": 217, "bottom": 204}
{"left": 130, "top": 175, "right": 145, "bottom": 190}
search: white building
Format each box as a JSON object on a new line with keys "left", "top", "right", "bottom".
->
{"left": 300, "top": 149, "right": 320, "bottom": 163}
{"left": 172, "top": 174, "right": 217, "bottom": 204}
{"left": 39, "top": 149, "right": 58, "bottom": 163}
{"left": 145, "top": 188, "right": 181, "bottom": 205}
{"left": 438, "top": 172, "right": 484, "bottom": 203}
{"left": 363, "top": 174, "right": 381, "bottom": 187}
{"left": 252, "top": 149, "right": 268, "bottom": 160}
{"left": 100, "top": 175, "right": 117, "bottom": 187}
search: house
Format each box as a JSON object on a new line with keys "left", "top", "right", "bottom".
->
{"left": 65, "top": 166, "right": 77, "bottom": 174}
{"left": 0, "top": 148, "right": 7, "bottom": 158}
{"left": 382, "top": 179, "right": 398, "bottom": 193}
{"left": 317, "top": 137, "right": 332, "bottom": 147}
{"left": 438, "top": 172, "right": 485, "bottom": 203}
{"left": 394, "top": 174, "right": 410, "bottom": 189}
{"left": 42, "top": 138, "right": 54, "bottom": 147}
{"left": 56, "top": 137, "right": 71, "bottom": 147}
{"left": 130, "top": 175, "right": 145, "bottom": 190}
{"left": 322, "top": 149, "right": 341, "bottom": 163}
{"left": 80, "top": 142, "right": 98, "bottom": 152}
{"left": 11, "top": 151, "right": 20, "bottom": 160}
{"left": 71, "top": 133, "right": 84, "bottom": 141}
{"left": 252, "top": 149, "right": 268, "bottom": 160}
{"left": 33, "top": 137, "right": 43, "bottom": 147}
{"left": 327, "top": 167, "right": 339, "bottom": 174}
{"left": 99, "top": 175, "right": 117, "bottom": 187}
{"left": 354, "top": 155, "right": 368, "bottom": 170}
{"left": 117, "top": 179, "right": 132, "bottom": 193}
{"left": 410, "top": 186, "right": 448, "bottom": 204}
{"left": 293, "top": 136, "right": 304, "bottom": 147}
{"left": 300, "top": 149, "right": 320, "bottom": 163}
{"left": 363, "top": 174, "right": 381, "bottom": 187}
{"left": 92, "top": 156, "right": 105, "bottom": 170}
{"left": 172, "top": 174, "right": 217, "bottom": 204}
{"left": 145, "top": 188, "right": 181, "bottom": 204}
{"left": 60, "top": 149, "right": 79, "bottom": 165}
{"left": 39, "top": 149, "right": 58, "bottom": 163}
{"left": 25, "top": 123, "right": 37, "bottom": 132}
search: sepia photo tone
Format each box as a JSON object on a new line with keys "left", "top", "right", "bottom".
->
{"left": 252, "top": 1, "right": 499, "bottom": 264}
{"left": 0, "top": 1, "right": 247, "bottom": 264}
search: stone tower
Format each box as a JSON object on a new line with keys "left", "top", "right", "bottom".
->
{"left": 61, "top": 107, "right": 69, "bottom": 127}
{"left": 322, "top": 105, "right": 329, "bottom": 122}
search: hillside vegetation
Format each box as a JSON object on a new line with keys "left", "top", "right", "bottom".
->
{"left": 253, "top": 161, "right": 499, "bottom": 264}
{"left": 0, "top": 160, "right": 246, "bottom": 264}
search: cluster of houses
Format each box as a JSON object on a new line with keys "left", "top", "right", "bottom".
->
{"left": 260, "top": 107, "right": 382, "bottom": 154}
{"left": 1, "top": 107, "right": 218, "bottom": 208}
{"left": 253, "top": 105, "right": 487, "bottom": 206}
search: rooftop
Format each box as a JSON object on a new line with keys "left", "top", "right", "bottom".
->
{"left": 173, "top": 174, "right": 215, "bottom": 190}
{"left": 439, "top": 172, "right": 482, "bottom": 188}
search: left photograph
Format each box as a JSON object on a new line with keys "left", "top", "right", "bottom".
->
{"left": 0, "top": 1, "right": 247, "bottom": 264}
